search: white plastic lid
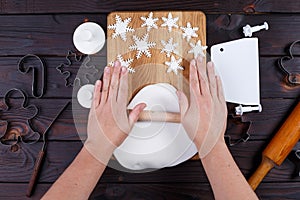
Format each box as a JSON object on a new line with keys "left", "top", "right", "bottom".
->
{"left": 77, "top": 84, "right": 94, "bottom": 108}
{"left": 73, "top": 22, "right": 105, "bottom": 54}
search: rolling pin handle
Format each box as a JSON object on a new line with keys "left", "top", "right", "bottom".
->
{"left": 248, "top": 156, "right": 275, "bottom": 190}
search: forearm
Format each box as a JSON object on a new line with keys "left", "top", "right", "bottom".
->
{"left": 201, "top": 141, "right": 258, "bottom": 200}
{"left": 42, "top": 146, "right": 111, "bottom": 200}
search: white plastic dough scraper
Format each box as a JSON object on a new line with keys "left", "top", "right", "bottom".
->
{"left": 211, "top": 38, "right": 262, "bottom": 115}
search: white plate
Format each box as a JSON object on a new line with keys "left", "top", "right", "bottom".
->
{"left": 113, "top": 83, "right": 197, "bottom": 170}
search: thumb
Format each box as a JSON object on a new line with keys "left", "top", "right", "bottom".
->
{"left": 128, "top": 103, "right": 147, "bottom": 127}
{"left": 176, "top": 90, "right": 189, "bottom": 117}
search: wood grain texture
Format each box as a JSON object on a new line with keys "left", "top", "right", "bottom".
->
{"left": 0, "top": 98, "right": 297, "bottom": 142}
{"left": 0, "top": 57, "right": 298, "bottom": 99}
{"left": 0, "top": 141, "right": 299, "bottom": 183}
{"left": 0, "top": 181, "right": 300, "bottom": 200}
{"left": 107, "top": 11, "right": 205, "bottom": 101}
{"left": 0, "top": 1, "right": 300, "bottom": 199}
{"left": 0, "top": 14, "right": 300, "bottom": 56}
{"left": 1, "top": 0, "right": 300, "bottom": 14}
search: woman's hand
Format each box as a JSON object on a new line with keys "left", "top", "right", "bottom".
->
{"left": 85, "top": 61, "right": 146, "bottom": 164}
{"left": 177, "top": 57, "right": 227, "bottom": 158}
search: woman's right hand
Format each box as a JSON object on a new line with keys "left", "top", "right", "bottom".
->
{"left": 177, "top": 57, "right": 228, "bottom": 158}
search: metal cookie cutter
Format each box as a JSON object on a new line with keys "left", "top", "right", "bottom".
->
{"left": 0, "top": 88, "right": 40, "bottom": 149}
{"left": 224, "top": 114, "right": 252, "bottom": 146}
{"left": 288, "top": 149, "right": 300, "bottom": 177}
{"left": 56, "top": 50, "right": 99, "bottom": 87}
{"left": 279, "top": 40, "right": 300, "bottom": 85}
{"left": 56, "top": 50, "right": 83, "bottom": 87}
{"left": 18, "top": 54, "right": 46, "bottom": 98}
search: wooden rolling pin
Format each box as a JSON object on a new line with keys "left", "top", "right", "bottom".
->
{"left": 128, "top": 109, "right": 181, "bottom": 123}
{"left": 248, "top": 101, "right": 300, "bottom": 190}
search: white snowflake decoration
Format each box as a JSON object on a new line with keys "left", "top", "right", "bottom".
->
{"left": 108, "top": 15, "right": 135, "bottom": 41}
{"left": 180, "top": 22, "right": 199, "bottom": 42}
{"left": 108, "top": 55, "right": 135, "bottom": 73}
{"left": 165, "top": 55, "right": 184, "bottom": 75}
{"left": 188, "top": 40, "right": 207, "bottom": 58}
{"left": 129, "top": 33, "right": 156, "bottom": 59}
{"left": 117, "top": 55, "right": 135, "bottom": 73}
{"left": 160, "top": 38, "right": 178, "bottom": 57}
{"left": 141, "top": 12, "right": 159, "bottom": 32}
{"left": 161, "top": 12, "right": 179, "bottom": 32}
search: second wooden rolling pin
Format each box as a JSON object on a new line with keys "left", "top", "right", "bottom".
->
{"left": 248, "top": 101, "right": 300, "bottom": 190}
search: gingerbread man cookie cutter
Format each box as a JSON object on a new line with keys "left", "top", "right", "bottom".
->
{"left": 0, "top": 88, "right": 40, "bottom": 148}
{"left": 279, "top": 40, "right": 300, "bottom": 85}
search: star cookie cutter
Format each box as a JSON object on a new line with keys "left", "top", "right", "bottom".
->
{"left": 18, "top": 54, "right": 46, "bottom": 98}
{"left": 0, "top": 88, "right": 40, "bottom": 148}
{"left": 279, "top": 40, "right": 300, "bottom": 85}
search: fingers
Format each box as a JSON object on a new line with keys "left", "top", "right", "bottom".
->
{"left": 128, "top": 103, "right": 147, "bottom": 127}
{"left": 195, "top": 56, "right": 210, "bottom": 97}
{"left": 100, "top": 66, "right": 111, "bottom": 106}
{"left": 176, "top": 90, "right": 189, "bottom": 119}
{"left": 93, "top": 80, "right": 102, "bottom": 108}
{"left": 108, "top": 61, "right": 122, "bottom": 102}
{"left": 189, "top": 59, "right": 201, "bottom": 99}
{"left": 117, "top": 67, "right": 129, "bottom": 104}
{"left": 196, "top": 56, "right": 208, "bottom": 83}
{"left": 207, "top": 62, "right": 217, "bottom": 98}
{"left": 216, "top": 76, "right": 226, "bottom": 103}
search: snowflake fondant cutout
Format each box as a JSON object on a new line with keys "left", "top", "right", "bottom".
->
{"left": 165, "top": 55, "right": 184, "bottom": 75}
{"left": 141, "top": 12, "right": 159, "bottom": 32}
{"left": 161, "top": 12, "right": 179, "bottom": 32}
{"left": 116, "top": 55, "right": 135, "bottom": 73}
{"left": 180, "top": 22, "right": 199, "bottom": 42}
{"left": 161, "top": 38, "right": 178, "bottom": 57}
{"left": 108, "top": 15, "right": 135, "bottom": 41}
{"left": 188, "top": 40, "right": 208, "bottom": 58}
{"left": 129, "top": 33, "right": 156, "bottom": 59}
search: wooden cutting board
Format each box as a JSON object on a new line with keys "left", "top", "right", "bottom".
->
{"left": 107, "top": 11, "right": 206, "bottom": 102}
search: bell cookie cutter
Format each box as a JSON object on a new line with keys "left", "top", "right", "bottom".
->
{"left": 18, "top": 54, "right": 46, "bottom": 98}
{"left": 279, "top": 40, "right": 300, "bottom": 85}
{"left": 0, "top": 88, "right": 40, "bottom": 148}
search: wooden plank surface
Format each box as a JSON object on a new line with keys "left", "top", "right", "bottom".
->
{"left": 0, "top": 98, "right": 297, "bottom": 142}
{"left": 0, "top": 141, "right": 299, "bottom": 183}
{"left": 0, "top": 57, "right": 298, "bottom": 98}
{"left": 0, "top": 1, "right": 299, "bottom": 199}
{"left": 2, "top": 0, "right": 300, "bottom": 14}
{"left": 0, "top": 182, "right": 299, "bottom": 200}
{"left": 0, "top": 14, "right": 300, "bottom": 56}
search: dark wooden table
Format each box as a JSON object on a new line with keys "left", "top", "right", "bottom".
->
{"left": 0, "top": 1, "right": 300, "bottom": 199}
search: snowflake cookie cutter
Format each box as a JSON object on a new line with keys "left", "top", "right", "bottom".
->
{"left": 17, "top": 54, "right": 46, "bottom": 98}
{"left": 0, "top": 88, "right": 40, "bottom": 149}
{"left": 56, "top": 50, "right": 99, "bottom": 87}
{"left": 279, "top": 40, "right": 300, "bottom": 85}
